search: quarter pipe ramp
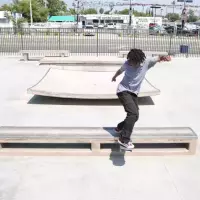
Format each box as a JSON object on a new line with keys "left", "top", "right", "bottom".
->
{"left": 28, "top": 69, "right": 160, "bottom": 99}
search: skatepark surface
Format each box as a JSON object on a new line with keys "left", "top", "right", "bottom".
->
{"left": 0, "top": 56, "right": 200, "bottom": 200}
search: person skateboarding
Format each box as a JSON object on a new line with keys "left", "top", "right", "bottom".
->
{"left": 112, "top": 48, "right": 171, "bottom": 151}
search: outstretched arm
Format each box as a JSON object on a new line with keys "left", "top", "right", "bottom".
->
{"left": 112, "top": 69, "right": 123, "bottom": 82}
{"left": 148, "top": 55, "right": 171, "bottom": 69}
{"left": 112, "top": 63, "right": 126, "bottom": 82}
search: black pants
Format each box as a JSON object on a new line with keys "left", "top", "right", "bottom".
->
{"left": 117, "top": 91, "right": 139, "bottom": 143}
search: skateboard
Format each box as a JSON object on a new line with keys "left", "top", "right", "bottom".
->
{"left": 119, "top": 145, "right": 133, "bottom": 152}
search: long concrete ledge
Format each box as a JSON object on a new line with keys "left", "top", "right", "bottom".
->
{"left": 27, "top": 69, "right": 160, "bottom": 99}
{"left": 20, "top": 50, "right": 70, "bottom": 61}
{"left": 0, "top": 127, "right": 197, "bottom": 156}
{"left": 39, "top": 56, "right": 125, "bottom": 66}
{"left": 118, "top": 51, "right": 168, "bottom": 58}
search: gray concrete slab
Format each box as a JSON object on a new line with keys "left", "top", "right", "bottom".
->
{"left": 0, "top": 55, "right": 200, "bottom": 199}
{"left": 1, "top": 154, "right": 200, "bottom": 200}
{"left": 0, "top": 57, "right": 200, "bottom": 136}
{"left": 0, "top": 156, "right": 183, "bottom": 200}
{"left": 164, "top": 155, "right": 200, "bottom": 200}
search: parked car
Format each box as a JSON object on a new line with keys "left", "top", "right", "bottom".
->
{"left": 98, "top": 24, "right": 104, "bottom": 29}
{"left": 83, "top": 25, "right": 95, "bottom": 36}
{"left": 149, "top": 25, "right": 168, "bottom": 36}
{"left": 107, "top": 23, "right": 116, "bottom": 29}
{"left": 177, "top": 25, "right": 199, "bottom": 36}
{"left": 164, "top": 24, "right": 199, "bottom": 36}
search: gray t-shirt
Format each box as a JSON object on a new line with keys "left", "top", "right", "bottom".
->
{"left": 117, "top": 56, "right": 159, "bottom": 95}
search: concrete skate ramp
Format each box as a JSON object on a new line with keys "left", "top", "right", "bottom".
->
{"left": 28, "top": 69, "right": 160, "bottom": 99}
{"left": 0, "top": 127, "right": 197, "bottom": 156}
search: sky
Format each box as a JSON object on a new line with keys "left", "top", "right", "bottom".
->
{"left": 0, "top": 0, "right": 200, "bottom": 15}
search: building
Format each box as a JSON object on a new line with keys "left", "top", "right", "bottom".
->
{"left": 0, "top": 11, "right": 12, "bottom": 28}
{"left": 80, "top": 14, "right": 162, "bottom": 29}
{"left": 0, "top": 11, "right": 22, "bottom": 28}
{"left": 48, "top": 16, "right": 76, "bottom": 23}
{"left": 135, "top": 17, "right": 163, "bottom": 29}
{"left": 47, "top": 14, "right": 163, "bottom": 29}
{"left": 80, "top": 14, "right": 130, "bottom": 26}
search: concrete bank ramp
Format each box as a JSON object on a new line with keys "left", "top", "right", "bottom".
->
{"left": 0, "top": 127, "right": 197, "bottom": 156}
{"left": 28, "top": 69, "right": 160, "bottom": 99}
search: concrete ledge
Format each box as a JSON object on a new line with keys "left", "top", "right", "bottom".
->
{"left": 0, "top": 127, "right": 197, "bottom": 156}
{"left": 39, "top": 56, "right": 125, "bottom": 66}
{"left": 118, "top": 51, "right": 168, "bottom": 58}
{"left": 27, "top": 69, "right": 160, "bottom": 99}
{"left": 45, "top": 65, "right": 121, "bottom": 72}
{"left": 20, "top": 50, "right": 70, "bottom": 61}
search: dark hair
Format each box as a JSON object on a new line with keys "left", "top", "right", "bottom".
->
{"left": 127, "top": 48, "right": 146, "bottom": 65}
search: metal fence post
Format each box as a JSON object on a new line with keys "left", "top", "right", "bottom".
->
{"left": 96, "top": 28, "right": 99, "bottom": 57}
{"left": 168, "top": 33, "right": 173, "bottom": 55}
{"left": 133, "top": 28, "right": 136, "bottom": 48}
{"left": 59, "top": 28, "right": 61, "bottom": 50}
{"left": 20, "top": 28, "right": 24, "bottom": 50}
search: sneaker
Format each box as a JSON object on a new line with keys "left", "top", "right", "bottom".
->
{"left": 114, "top": 127, "right": 122, "bottom": 134}
{"left": 118, "top": 139, "right": 134, "bottom": 150}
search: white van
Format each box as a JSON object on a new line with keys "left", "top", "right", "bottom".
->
{"left": 107, "top": 23, "right": 116, "bottom": 29}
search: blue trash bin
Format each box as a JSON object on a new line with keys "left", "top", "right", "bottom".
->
{"left": 180, "top": 45, "right": 189, "bottom": 54}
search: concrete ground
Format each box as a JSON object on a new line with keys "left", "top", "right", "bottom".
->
{"left": 0, "top": 56, "right": 200, "bottom": 200}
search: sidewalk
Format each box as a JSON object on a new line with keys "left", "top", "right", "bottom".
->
{"left": 0, "top": 151, "right": 200, "bottom": 200}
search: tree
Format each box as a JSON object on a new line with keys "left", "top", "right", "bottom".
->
{"left": 68, "top": 8, "right": 76, "bottom": 15}
{"left": 187, "top": 9, "right": 198, "bottom": 22}
{"left": 4, "top": 11, "right": 27, "bottom": 34}
{"left": 99, "top": 8, "right": 104, "bottom": 14}
{"left": 118, "top": 9, "right": 151, "bottom": 17}
{"left": 104, "top": 11, "right": 110, "bottom": 14}
{"left": 166, "top": 13, "right": 180, "bottom": 22}
{"left": 0, "top": 4, "right": 13, "bottom": 11}
{"left": 13, "top": 0, "right": 49, "bottom": 22}
{"left": 81, "top": 8, "right": 97, "bottom": 15}
{"left": 47, "top": 0, "right": 67, "bottom": 16}
{"left": 118, "top": 9, "right": 129, "bottom": 15}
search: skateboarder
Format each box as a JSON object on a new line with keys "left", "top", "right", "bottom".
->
{"left": 112, "top": 49, "right": 171, "bottom": 151}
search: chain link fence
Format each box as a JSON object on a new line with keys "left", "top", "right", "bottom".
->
{"left": 0, "top": 27, "right": 200, "bottom": 57}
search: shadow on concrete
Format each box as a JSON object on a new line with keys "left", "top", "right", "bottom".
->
{"left": 109, "top": 151, "right": 126, "bottom": 166}
{"left": 28, "top": 95, "right": 154, "bottom": 106}
{"left": 103, "top": 127, "right": 126, "bottom": 166}
{"left": 19, "top": 58, "right": 41, "bottom": 62}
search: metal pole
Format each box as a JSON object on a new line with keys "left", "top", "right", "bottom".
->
{"left": 44, "top": 0, "right": 47, "bottom": 8}
{"left": 129, "top": 0, "right": 132, "bottom": 26}
{"left": 77, "top": 1, "right": 79, "bottom": 25}
{"left": 30, "top": 0, "right": 33, "bottom": 26}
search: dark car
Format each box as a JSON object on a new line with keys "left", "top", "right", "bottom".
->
{"left": 164, "top": 24, "right": 199, "bottom": 36}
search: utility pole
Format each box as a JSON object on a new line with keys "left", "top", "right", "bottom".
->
{"left": 74, "top": 0, "right": 81, "bottom": 25}
{"left": 30, "top": 0, "right": 33, "bottom": 26}
{"left": 129, "top": 0, "right": 132, "bottom": 26}
{"left": 184, "top": 0, "right": 186, "bottom": 9}
{"left": 172, "top": 1, "right": 175, "bottom": 14}
{"left": 161, "top": 8, "right": 163, "bottom": 18}
{"left": 44, "top": 0, "right": 47, "bottom": 8}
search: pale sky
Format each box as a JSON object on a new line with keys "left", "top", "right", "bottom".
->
{"left": 0, "top": 0, "right": 200, "bottom": 15}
